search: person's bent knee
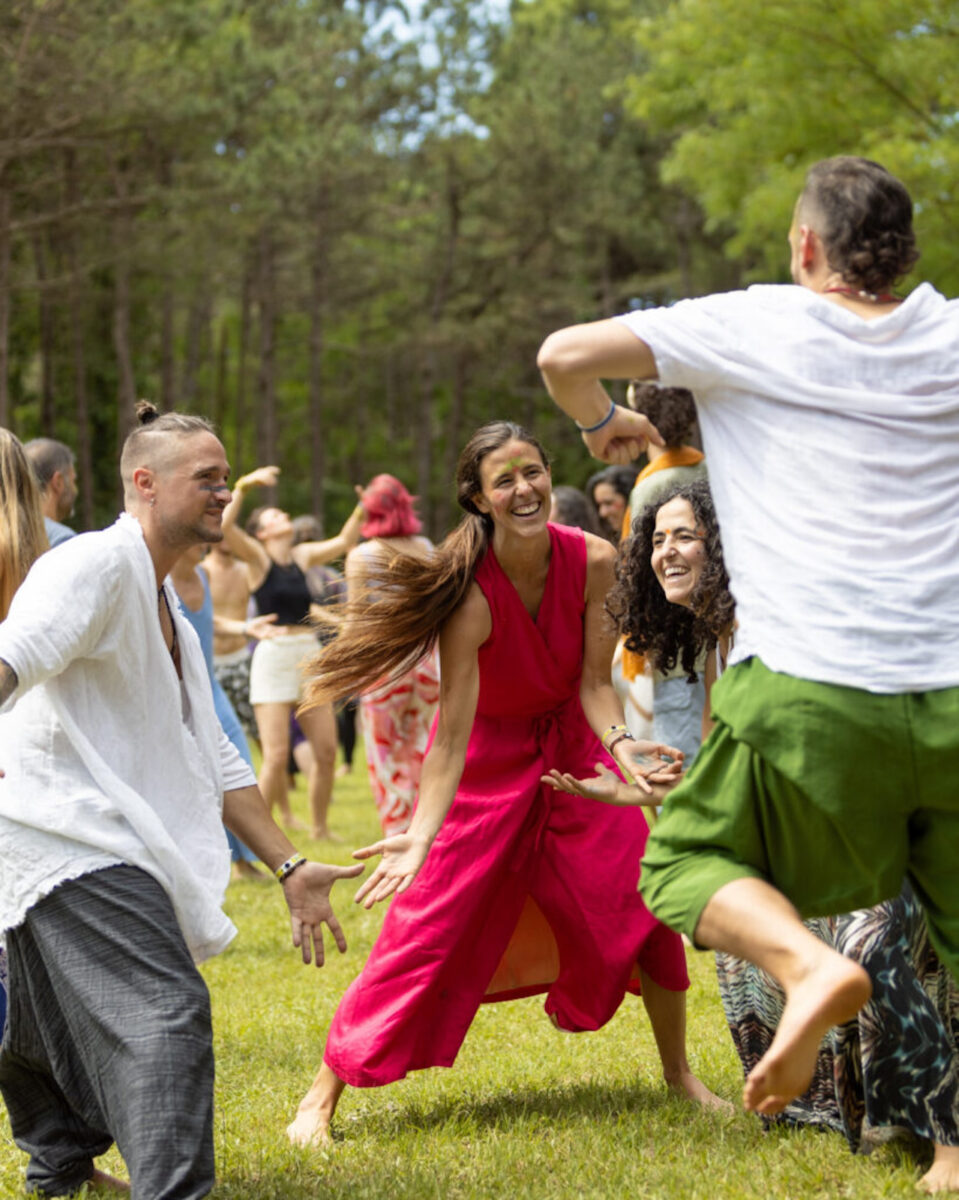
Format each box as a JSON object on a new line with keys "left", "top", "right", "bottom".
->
{"left": 310, "top": 743, "right": 337, "bottom": 770}
{"left": 641, "top": 848, "right": 763, "bottom": 945}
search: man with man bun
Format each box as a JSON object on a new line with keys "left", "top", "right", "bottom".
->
{"left": 538, "top": 156, "right": 959, "bottom": 1175}
{"left": 0, "top": 403, "right": 362, "bottom": 1198}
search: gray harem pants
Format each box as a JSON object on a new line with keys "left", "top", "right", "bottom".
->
{"left": 0, "top": 865, "right": 215, "bottom": 1199}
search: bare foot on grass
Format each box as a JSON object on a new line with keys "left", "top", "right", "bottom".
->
{"left": 286, "top": 1105, "right": 333, "bottom": 1149}
{"left": 231, "top": 860, "right": 270, "bottom": 884}
{"left": 311, "top": 828, "right": 344, "bottom": 844}
{"left": 666, "top": 1070, "right": 735, "bottom": 1114}
{"left": 919, "top": 1145, "right": 959, "bottom": 1193}
{"left": 743, "top": 954, "right": 871, "bottom": 1116}
{"left": 287, "top": 1063, "right": 345, "bottom": 1149}
{"left": 283, "top": 815, "right": 309, "bottom": 833}
{"left": 87, "top": 1168, "right": 130, "bottom": 1193}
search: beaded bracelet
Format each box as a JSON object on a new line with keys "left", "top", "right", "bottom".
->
{"left": 606, "top": 731, "right": 635, "bottom": 754}
{"left": 601, "top": 723, "right": 630, "bottom": 748}
{"left": 275, "top": 852, "right": 308, "bottom": 884}
{"left": 575, "top": 399, "right": 616, "bottom": 434}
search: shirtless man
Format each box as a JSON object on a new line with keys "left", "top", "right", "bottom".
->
{"left": 206, "top": 539, "right": 265, "bottom": 740}
{"left": 537, "top": 157, "right": 959, "bottom": 1193}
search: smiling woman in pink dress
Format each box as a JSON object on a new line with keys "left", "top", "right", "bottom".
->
{"left": 287, "top": 420, "right": 728, "bottom": 1147}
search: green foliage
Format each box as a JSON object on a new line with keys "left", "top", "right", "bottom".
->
{"left": 0, "top": 0, "right": 733, "bottom": 534}
{"left": 628, "top": 0, "right": 959, "bottom": 289}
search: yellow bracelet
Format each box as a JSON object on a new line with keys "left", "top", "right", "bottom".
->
{"left": 601, "top": 724, "right": 631, "bottom": 750}
{"left": 275, "top": 852, "right": 307, "bottom": 883}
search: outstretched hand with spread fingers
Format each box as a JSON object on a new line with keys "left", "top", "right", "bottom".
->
{"left": 541, "top": 763, "right": 659, "bottom": 806}
{"left": 280, "top": 860, "right": 364, "bottom": 966}
{"left": 352, "top": 833, "right": 431, "bottom": 909}
{"left": 542, "top": 761, "right": 680, "bottom": 807}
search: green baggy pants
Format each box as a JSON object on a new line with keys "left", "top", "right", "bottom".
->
{"left": 639, "top": 657, "right": 959, "bottom": 981}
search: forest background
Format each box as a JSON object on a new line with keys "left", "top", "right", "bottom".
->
{"left": 2, "top": 0, "right": 957, "bottom": 534}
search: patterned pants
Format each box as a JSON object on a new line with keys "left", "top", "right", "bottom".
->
{"left": 214, "top": 648, "right": 257, "bottom": 740}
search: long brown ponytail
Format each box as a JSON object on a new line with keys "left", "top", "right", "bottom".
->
{"left": 301, "top": 421, "right": 549, "bottom": 708}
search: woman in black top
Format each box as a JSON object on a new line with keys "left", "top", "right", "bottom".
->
{"left": 221, "top": 465, "right": 364, "bottom": 839}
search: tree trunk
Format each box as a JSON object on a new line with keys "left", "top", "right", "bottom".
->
{"left": 179, "top": 289, "right": 212, "bottom": 413}
{"left": 255, "top": 226, "right": 278, "bottom": 488}
{"left": 415, "top": 346, "right": 434, "bottom": 535}
{"left": 212, "top": 319, "right": 228, "bottom": 434}
{"left": 112, "top": 171, "right": 137, "bottom": 459}
{"left": 158, "top": 154, "right": 175, "bottom": 411}
{"left": 308, "top": 208, "right": 327, "bottom": 525}
{"left": 0, "top": 179, "right": 11, "bottom": 429}
{"left": 234, "top": 256, "right": 253, "bottom": 472}
{"left": 435, "top": 354, "right": 467, "bottom": 534}
{"left": 160, "top": 278, "right": 175, "bottom": 410}
{"left": 33, "top": 231, "right": 57, "bottom": 435}
{"left": 64, "top": 150, "right": 93, "bottom": 529}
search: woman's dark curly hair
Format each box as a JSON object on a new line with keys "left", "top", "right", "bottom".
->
{"left": 801, "top": 156, "right": 919, "bottom": 293}
{"left": 606, "top": 478, "right": 734, "bottom": 682}
{"left": 627, "top": 382, "right": 698, "bottom": 448}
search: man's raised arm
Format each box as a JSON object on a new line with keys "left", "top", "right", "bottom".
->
{"left": 537, "top": 318, "right": 661, "bottom": 464}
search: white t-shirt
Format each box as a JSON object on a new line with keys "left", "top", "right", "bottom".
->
{"left": 617, "top": 282, "right": 959, "bottom": 693}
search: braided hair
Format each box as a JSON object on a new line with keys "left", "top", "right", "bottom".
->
{"left": 800, "top": 156, "right": 919, "bottom": 293}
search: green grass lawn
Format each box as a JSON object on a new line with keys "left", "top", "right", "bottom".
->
{"left": 0, "top": 754, "right": 933, "bottom": 1198}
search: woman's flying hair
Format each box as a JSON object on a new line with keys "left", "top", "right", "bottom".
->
{"left": 302, "top": 421, "right": 550, "bottom": 709}
{"left": 0, "top": 428, "right": 50, "bottom": 621}
{"left": 607, "top": 478, "right": 733, "bottom": 681}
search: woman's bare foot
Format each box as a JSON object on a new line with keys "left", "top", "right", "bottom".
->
{"left": 334, "top": 763, "right": 351, "bottom": 779}
{"left": 287, "top": 1062, "right": 346, "bottom": 1149}
{"left": 282, "top": 814, "right": 309, "bottom": 833}
{"left": 311, "top": 827, "right": 344, "bottom": 844}
{"left": 666, "top": 1069, "right": 735, "bottom": 1113}
{"left": 286, "top": 1105, "right": 334, "bottom": 1149}
{"left": 87, "top": 1168, "right": 130, "bottom": 1193}
{"left": 743, "top": 953, "right": 871, "bottom": 1115}
{"left": 919, "top": 1145, "right": 959, "bottom": 1193}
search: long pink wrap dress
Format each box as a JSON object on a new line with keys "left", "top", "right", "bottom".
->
{"left": 324, "top": 522, "right": 688, "bottom": 1087}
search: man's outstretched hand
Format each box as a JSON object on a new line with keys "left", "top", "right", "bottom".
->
{"left": 280, "top": 860, "right": 364, "bottom": 966}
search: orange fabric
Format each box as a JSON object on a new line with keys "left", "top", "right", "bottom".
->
{"left": 485, "top": 895, "right": 642, "bottom": 1000}
{"left": 620, "top": 446, "right": 705, "bottom": 682}
{"left": 633, "top": 444, "right": 704, "bottom": 485}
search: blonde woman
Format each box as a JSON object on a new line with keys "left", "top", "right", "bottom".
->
{"left": 0, "top": 428, "right": 49, "bottom": 1061}
{"left": 0, "top": 428, "right": 49, "bottom": 620}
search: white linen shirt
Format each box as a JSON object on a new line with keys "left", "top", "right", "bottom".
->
{"left": 0, "top": 513, "right": 256, "bottom": 961}
{"left": 617, "top": 282, "right": 959, "bottom": 693}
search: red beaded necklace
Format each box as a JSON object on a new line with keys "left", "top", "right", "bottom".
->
{"left": 823, "top": 285, "right": 900, "bottom": 304}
